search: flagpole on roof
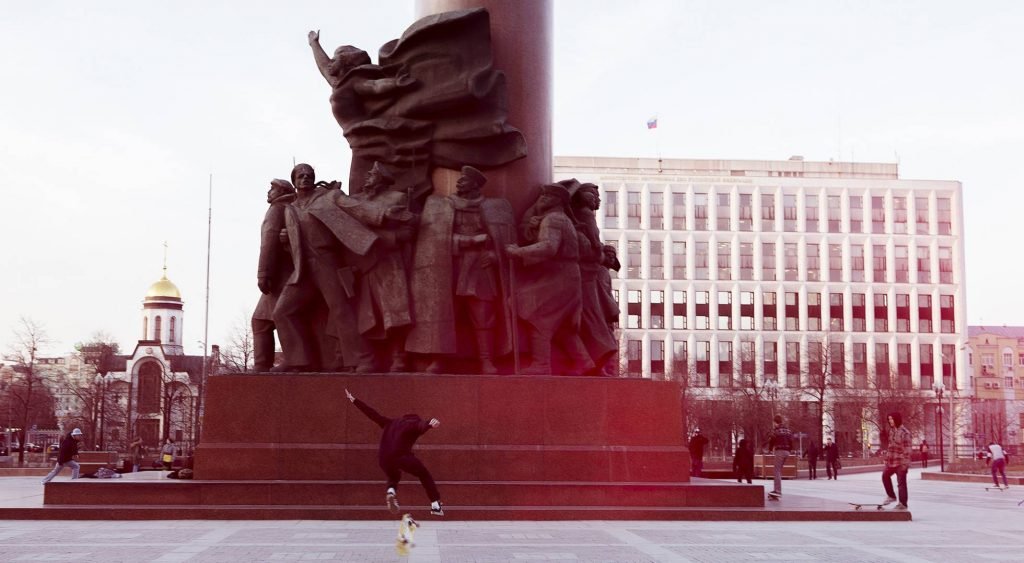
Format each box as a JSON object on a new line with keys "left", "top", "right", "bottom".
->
{"left": 647, "top": 115, "right": 662, "bottom": 173}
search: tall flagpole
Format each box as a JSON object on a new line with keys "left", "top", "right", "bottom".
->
{"left": 198, "top": 173, "right": 212, "bottom": 448}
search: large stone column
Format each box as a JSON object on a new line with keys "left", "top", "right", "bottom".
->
{"left": 416, "top": 0, "right": 552, "bottom": 218}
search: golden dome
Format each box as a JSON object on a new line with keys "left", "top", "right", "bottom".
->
{"left": 146, "top": 275, "right": 181, "bottom": 299}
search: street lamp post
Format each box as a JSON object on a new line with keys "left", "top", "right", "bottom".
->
{"left": 933, "top": 382, "right": 945, "bottom": 472}
{"left": 941, "top": 352, "right": 956, "bottom": 467}
{"left": 764, "top": 379, "right": 779, "bottom": 419}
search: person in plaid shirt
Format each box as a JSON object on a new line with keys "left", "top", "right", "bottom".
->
{"left": 881, "top": 411, "right": 912, "bottom": 510}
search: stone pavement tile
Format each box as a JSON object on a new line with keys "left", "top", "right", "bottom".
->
{"left": 626, "top": 529, "right": 819, "bottom": 546}
{"left": 221, "top": 526, "right": 394, "bottom": 544}
{"left": 190, "top": 546, "right": 397, "bottom": 561}
{"left": 663, "top": 545, "right": 904, "bottom": 562}
{"left": 437, "top": 528, "right": 622, "bottom": 545}
{"left": 0, "top": 547, "right": 158, "bottom": 562}
{"left": 438, "top": 544, "right": 658, "bottom": 562}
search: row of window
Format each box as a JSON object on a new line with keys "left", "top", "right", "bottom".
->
{"left": 626, "top": 339, "right": 960, "bottom": 390}
{"left": 606, "top": 191, "right": 955, "bottom": 236}
{"left": 619, "top": 289, "right": 956, "bottom": 334}
{"left": 621, "top": 239, "right": 955, "bottom": 284}
{"left": 142, "top": 315, "right": 176, "bottom": 343}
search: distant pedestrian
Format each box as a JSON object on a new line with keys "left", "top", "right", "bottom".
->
{"left": 919, "top": 440, "right": 929, "bottom": 469}
{"left": 881, "top": 412, "right": 911, "bottom": 510}
{"left": 41, "top": 428, "right": 83, "bottom": 484}
{"left": 346, "top": 389, "right": 445, "bottom": 516}
{"left": 732, "top": 438, "right": 754, "bottom": 484}
{"left": 987, "top": 441, "right": 1009, "bottom": 488}
{"left": 825, "top": 437, "right": 840, "bottom": 480}
{"left": 806, "top": 440, "right": 819, "bottom": 480}
{"left": 130, "top": 437, "right": 146, "bottom": 473}
{"left": 161, "top": 438, "right": 176, "bottom": 471}
{"left": 688, "top": 428, "right": 710, "bottom": 478}
{"left": 766, "top": 415, "right": 793, "bottom": 498}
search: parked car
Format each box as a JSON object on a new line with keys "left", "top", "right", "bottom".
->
{"left": 26, "top": 443, "right": 44, "bottom": 453}
{"left": 46, "top": 444, "right": 59, "bottom": 462}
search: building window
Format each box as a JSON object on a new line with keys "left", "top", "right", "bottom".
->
{"left": 829, "top": 243, "right": 842, "bottom": 281}
{"left": 695, "top": 291, "right": 710, "bottom": 330}
{"left": 740, "top": 291, "right": 755, "bottom": 330}
{"left": 937, "top": 197, "right": 952, "bottom": 235}
{"left": 763, "top": 291, "right": 778, "bottom": 331}
{"left": 650, "top": 290, "right": 664, "bottom": 329}
{"left": 717, "top": 193, "right": 731, "bottom": 231}
{"left": 807, "top": 292, "right": 822, "bottom": 331}
{"left": 917, "top": 245, "right": 931, "bottom": 283}
{"left": 938, "top": 246, "right": 953, "bottom": 284}
{"left": 672, "top": 290, "right": 687, "bottom": 329}
{"left": 719, "top": 341, "right": 733, "bottom": 387}
{"left": 853, "top": 343, "right": 868, "bottom": 388}
{"left": 785, "top": 292, "right": 799, "bottom": 331}
{"left": 852, "top": 293, "right": 866, "bottom": 332}
{"left": 940, "top": 294, "right": 955, "bottom": 333}
{"left": 876, "top": 343, "right": 891, "bottom": 388}
{"left": 805, "top": 194, "right": 819, "bottom": 232}
{"left": 920, "top": 343, "right": 934, "bottom": 389}
{"left": 786, "top": 342, "right": 800, "bottom": 387}
{"left": 717, "top": 291, "right": 732, "bottom": 330}
{"left": 739, "top": 242, "right": 754, "bottom": 281}
{"left": 695, "top": 242, "right": 709, "bottom": 280}
{"left": 830, "top": 342, "right": 846, "bottom": 386}
{"left": 872, "top": 244, "right": 887, "bottom": 283}
{"left": 849, "top": 194, "right": 863, "bottom": 233}
{"left": 650, "top": 240, "right": 664, "bottom": 279}
{"left": 694, "top": 192, "right": 708, "bottom": 231}
{"left": 717, "top": 241, "right": 731, "bottom": 281}
{"left": 894, "top": 245, "right": 908, "bottom": 283}
{"left": 806, "top": 243, "right": 820, "bottom": 282}
{"left": 672, "top": 242, "right": 686, "bottom": 279}
{"left": 605, "top": 191, "right": 618, "bottom": 218}
{"left": 829, "top": 293, "right": 844, "bottom": 332}
{"left": 828, "top": 195, "right": 841, "bottom": 233}
{"left": 169, "top": 317, "right": 176, "bottom": 343}
{"left": 740, "top": 340, "right": 756, "bottom": 386}
{"left": 916, "top": 196, "right": 929, "bottom": 234}
{"left": 695, "top": 341, "right": 711, "bottom": 386}
{"left": 783, "top": 194, "right": 798, "bottom": 231}
{"left": 808, "top": 341, "right": 823, "bottom": 383}
{"left": 851, "top": 243, "right": 865, "bottom": 282}
{"left": 764, "top": 341, "right": 778, "bottom": 381}
{"left": 154, "top": 315, "right": 162, "bottom": 342}
{"left": 738, "top": 193, "right": 753, "bottom": 231}
{"left": 651, "top": 339, "right": 666, "bottom": 379}
{"left": 873, "top": 293, "right": 888, "bottom": 332}
{"left": 918, "top": 294, "right": 932, "bottom": 333}
{"left": 673, "top": 341, "right": 688, "bottom": 379}
{"left": 649, "top": 191, "right": 663, "bottom": 230}
{"left": 893, "top": 196, "right": 907, "bottom": 234}
{"left": 897, "top": 343, "right": 912, "bottom": 388}
{"left": 895, "top": 293, "right": 910, "bottom": 333}
{"left": 142, "top": 317, "right": 148, "bottom": 340}
{"left": 762, "top": 242, "right": 776, "bottom": 281}
{"left": 871, "top": 195, "right": 885, "bottom": 234}
{"left": 627, "top": 290, "right": 642, "bottom": 329}
{"left": 627, "top": 190, "right": 641, "bottom": 228}
{"left": 627, "top": 240, "right": 642, "bottom": 278}
{"left": 761, "top": 193, "right": 775, "bottom": 231}
{"left": 627, "top": 339, "right": 643, "bottom": 376}
{"left": 784, "top": 243, "right": 798, "bottom": 281}
{"left": 672, "top": 193, "right": 686, "bottom": 230}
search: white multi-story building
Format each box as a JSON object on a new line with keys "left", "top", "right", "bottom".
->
{"left": 555, "top": 156, "right": 968, "bottom": 452}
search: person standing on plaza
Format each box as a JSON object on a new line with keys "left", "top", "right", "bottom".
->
{"left": 987, "top": 441, "right": 1009, "bottom": 488}
{"left": 732, "top": 438, "right": 754, "bottom": 484}
{"left": 129, "top": 436, "right": 146, "bottom": 473}
{"left": 41, "top": 428, "right": 83, "bottom": 484}
{"left": 688, "top": 428, "right": 710, "bottom": 478}
{"left": 805, "top": 440, "right": 820, "bottom": 480}
{"left": 919, "top": 440, "right": 929, "bottom": 469}
{"left": 161, "top": 438, "right": 176, "bottom": 471}
{"left": 881, "top": 412, "right": 912, "bottom": 510}
{"left": 346, "top": 389, "right": 445, "bottom": 516}
{"left": 825, "top": 437, "right": 841, "bottom": 479}
{"left": 766, "top": 415, "right": 793, "bottom": 498}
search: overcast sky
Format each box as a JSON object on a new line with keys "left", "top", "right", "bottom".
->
{"left": 2, "top": 0, "right": 1022, "bottom": 358}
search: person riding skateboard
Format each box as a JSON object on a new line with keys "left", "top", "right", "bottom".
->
{"left": 346, "top": 389, "right": 444, "bottom": 516}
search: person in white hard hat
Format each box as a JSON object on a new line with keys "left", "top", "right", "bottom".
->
{"left": 41, "top": 428, "right": 84, "bottom": 484}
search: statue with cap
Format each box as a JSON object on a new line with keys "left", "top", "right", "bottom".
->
{"left": 571, "top": 182, "right": 618, "bottom": 375}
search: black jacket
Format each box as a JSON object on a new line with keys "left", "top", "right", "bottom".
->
{"left": 353, "top": 399, "right": 433, "bottom": 463}
{"left": 732, "top": 444, "right": 754, "bottom": 473}
{"left": 824, "top": 442, "right": 840, "bottom": 461}
{"left": 57, "top": 434, "right": 79, "bottom": 464}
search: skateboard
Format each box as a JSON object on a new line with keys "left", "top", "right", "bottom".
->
{"left": 848, "top": 502, "right": 886, "bottom": 510}
{"left": 767, "top": 491, "right": 781, "bottom": 501}
{"left": 395, "top": 513, "right": 419, "bottom": 556}
{"left": 985, "top": 486, "right": 1009, "bottom": 492}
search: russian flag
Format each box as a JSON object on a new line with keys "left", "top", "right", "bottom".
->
{"left": 647, "top": 117, "right": 658, "bottom": 129}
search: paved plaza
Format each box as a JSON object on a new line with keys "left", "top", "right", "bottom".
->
{"left": 0, "top": 468, "right": 1020, "bottom": 562}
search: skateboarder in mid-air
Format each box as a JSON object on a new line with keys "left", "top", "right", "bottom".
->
{"left": 345, "top": 389, "right": 444, "bottom": 516}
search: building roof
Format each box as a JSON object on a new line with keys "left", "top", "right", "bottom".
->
{"left": 146, "top": 271, "right": 181, "bottom": 300}
{"left": 968, "top": 325, "right": 1024, "bottom": 339}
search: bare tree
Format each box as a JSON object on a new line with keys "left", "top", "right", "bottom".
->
{"left": 3, "top": 317, "right": 58, "bottom": 463}
{"left": 219, "top": 312, "right": 254, "bottom": 373}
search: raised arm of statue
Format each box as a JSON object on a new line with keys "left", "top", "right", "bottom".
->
{"left": 308, "top": 30, "right": 337, "bottom": 87}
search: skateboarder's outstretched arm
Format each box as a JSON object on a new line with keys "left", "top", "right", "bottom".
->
{"left": 346, "top": 389, "right": 391, "bottom": 428}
